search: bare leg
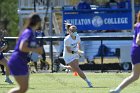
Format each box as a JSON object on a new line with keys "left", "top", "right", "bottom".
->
{"left": 34, "top": 62, "right": 38, "bottom": 72}
{"left": 110, "top": 63, "right": 140, "bottom": 93}
{"left": 68, "top": 59, "right": 92, "bottom": 87}
{"left": 0, "top": 64, "right": 5, "bottom": 75}
{"left": 0, "top": 58, "right": 13, "bottom": 84}
{"left": 64, "top": 65, "right": 75, "bottom": 72}
{"left": 8, "top": 75, "right": 29, "bottom": 93}
{"left": 0, "top": 58, "right": 10, "bottom": 76}
{"left": 68, "top": 59, "right": 86, "bottom": 79}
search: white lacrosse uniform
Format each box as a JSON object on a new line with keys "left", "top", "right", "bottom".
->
{"left": 63, "top": 34, "right": 81, "bottom": 64}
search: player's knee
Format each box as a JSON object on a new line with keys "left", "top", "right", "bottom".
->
{"left": 19, "top": 85, "right": 29, "bottom": 93}
{"left": 135, "top": 75, "right": 139, "bottom": 80}
{"left": 20, "top": 88, "right": 28, "bottom": 93}
{"left": 132, "top": 75, "right": 140, "bottom": 80}
{"left": 74, "top": 67, "right": 81, "bottom": 72}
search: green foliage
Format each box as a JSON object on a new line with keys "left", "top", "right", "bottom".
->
{"left": 0, "top": 0, "right": 19, "bottom": 36}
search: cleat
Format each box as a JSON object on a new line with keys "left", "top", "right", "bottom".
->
{"left": 65, "top": 69, "right": 71, "bottom": 73}
{"left": 87, "top": 81, "right": 93, "bottom": 88}
{"left": 59, "top": 64, "right": 66, "bottom": 71}
{"left": 109, "top": 89, "right": 120, "bottom": 93}
{"left": 5, "top": 78, "right": 13, "bottom": 84}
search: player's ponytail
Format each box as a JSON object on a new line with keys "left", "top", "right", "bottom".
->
{"left": 136, "top": 11, "right": 140, "bottom": 23}
{"left": 18, "top": 13, "right": 41, "bottom": 40}
{"left": 24, "top": 12, "right": 41, "bottom": 29}
{"left": 134, "top": 11, "right": 140, "bottom": 27}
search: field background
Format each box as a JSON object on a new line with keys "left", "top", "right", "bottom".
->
{"left": 0, "top": 72, "right": 140, "bottom": 93}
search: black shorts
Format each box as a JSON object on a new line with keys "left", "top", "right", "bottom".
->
{"left": 0, "top": 52, "right": 4, "bottom": 60}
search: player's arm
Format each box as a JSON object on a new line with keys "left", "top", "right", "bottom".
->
{"left": 19, "top": 40, "right": 43, "bottom": 54}
{"left": 77, "top": 42, "right": 84, "bottom": 54}
{"left": 77, "top": 41, "right": 81, "bottom": 50}
{"left": 77, "top": 37, "right": 84, "bottom": 54}
{"left": 136, "top": 33, "right": 140, "bottom": 45}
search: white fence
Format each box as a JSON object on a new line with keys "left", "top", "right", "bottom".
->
{"left": 79, "top": 33, "right": 132, "bottom": 62}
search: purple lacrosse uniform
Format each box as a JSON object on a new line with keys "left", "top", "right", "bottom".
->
{"left": 0, "top": 52, "right": 4, "bottom": 60}
{"left": 0, "top": 40, "right": 6, "bottom": 60}
{"left": 8, "top": 27, "right": 37, "bottom": 75}
{"left": 131, "top": 23, "right": 140, "bottom": 65}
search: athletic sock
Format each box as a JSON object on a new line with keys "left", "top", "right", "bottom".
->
{"left": 115, "top": 87, "right": 121, "bottom": 93}
{"left": 84, "top": 78, "right": 90, "bottom": 82}
{"left": 84, "top": 78, "right": 93, "bottom": 87}
{"left": 5, "top": 75, "right": 9, "bottom": 79}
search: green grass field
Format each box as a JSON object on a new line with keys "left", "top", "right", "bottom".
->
{"left": 0, "top": 72, "right": 140, "bottom": 93}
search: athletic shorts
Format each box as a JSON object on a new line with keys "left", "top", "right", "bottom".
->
{"left": 0, "top": 52, "right": 4, "bottom": 60}
{"left": 131, "top": 47, "right": 140, "bottom": 65}
{"left": 131, "top": 54, "right": 140, "bottom": 65}
{"left": 8, "top": 52, "right": 29, "bottom": 76}
{"left": 63, "top": 54, "right": 79, "bottom": 64}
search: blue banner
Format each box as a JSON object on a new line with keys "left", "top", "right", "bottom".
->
{"left": 63, "top": 10, "right": 132, "bottom": 32}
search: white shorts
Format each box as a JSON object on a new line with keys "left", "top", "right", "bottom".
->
{"left": 63, "top": 54, "right": 79, "bottom": 64}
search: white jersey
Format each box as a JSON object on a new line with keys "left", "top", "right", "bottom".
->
{"left": 63, "top": 34, "right": 81, "bottom": 64}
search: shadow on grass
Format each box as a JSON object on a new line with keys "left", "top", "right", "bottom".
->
{"left": 0, "top": 84, "right": 35, "bottom": 89}
{"left": 93, "top": 86, "right": 109, "bottom": 89}
{"left": 0, "top": 86, "right": 14, "bottom": 88}
{"left": 82, "top": 86, "right": 108, "bottom": 89}
{"left": 29, "top": 87, "right": 35, "bottom": 89}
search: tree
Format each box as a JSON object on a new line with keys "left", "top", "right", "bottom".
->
{"left": 0, "top": 0, "right": 19, "bottom": 36}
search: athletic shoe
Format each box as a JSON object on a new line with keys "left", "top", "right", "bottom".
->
{"left": 65, "top": 69, "right": 71, "bottom": 73}
{"left": 110, "top": 89, "right": 120, "bottom": 93}
{"left": 87, "top": 81, "right": 93, "bottom": 88}
{"left": 59, "top": 63, "right": 66, "bottom": 71}
{"left": 2, "top": 72, "right": 5, "bottom": 75}
{"left": 5, "top": 78, "right": 13, "bottom": 84}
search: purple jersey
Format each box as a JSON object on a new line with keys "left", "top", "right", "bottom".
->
{"left": 132, "top": 23, "right": 140, "bottom": 47}
{"left": 131, "top": 23, "right": 140, "bottom": 65}
{"left": 8, "top": 27, "right": 37, "bottom": 75}
{"left": 15, "top": 28, "right": 33, "bottom": 55}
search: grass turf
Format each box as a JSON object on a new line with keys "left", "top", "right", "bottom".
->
{"left": 0, "top": 72, "right": 140, "bottom": 93}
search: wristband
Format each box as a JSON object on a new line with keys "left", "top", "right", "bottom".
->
{"left": 72, "top": 51, "right": 74, "bottom": 54}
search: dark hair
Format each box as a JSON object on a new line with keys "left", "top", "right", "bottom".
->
{"left": 24, "top": 13, "right": 41, "bottom": 29}
{"left": 64, "top": 22, "right": 72, "bottom": 30}
{"left": 66, "top": 24, "right": 72, "bottom": 30}
{"left": 134, "top": 11, "right": 140, "bottom": 27}
{"left": 69, "top": 25, "right": 77, "bottom": 30}
{"left": 18, "top": 13, "right": 41, "bottom": 40}
{"left": 136, "top": 11, "right": 140, "bottom": 23}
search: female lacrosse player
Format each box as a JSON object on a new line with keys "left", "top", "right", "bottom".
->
{"left": 8, "top": 13, "right": 43, "bottom": 93}
{"left": 0, "top": 37, "right": 13, "bottom": 84}
{"left": 63, "top": 25, "right": 93, "bottom": 87}
{"left": 110, "top": 11, "right": 140, "bottom": 93}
